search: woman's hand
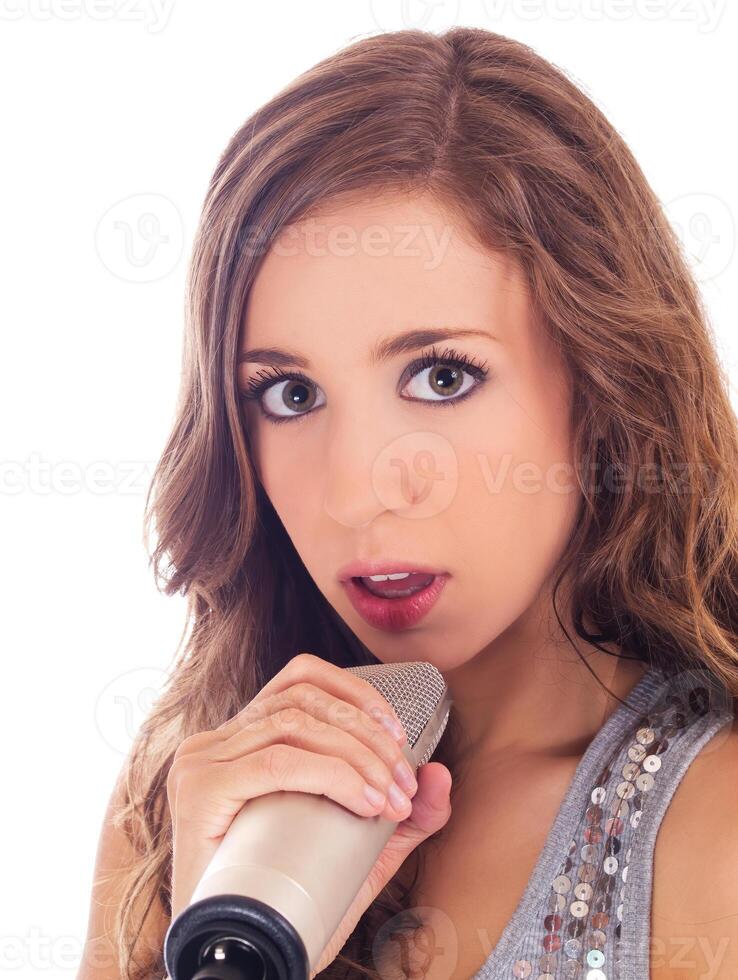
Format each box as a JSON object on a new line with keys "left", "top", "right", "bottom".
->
{"left": 165, "top": 652, "right": 452, "bottom": 977}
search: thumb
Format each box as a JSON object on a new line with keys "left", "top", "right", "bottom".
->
{"left": 395, "top": 760, "right": 453, "bottom": 844}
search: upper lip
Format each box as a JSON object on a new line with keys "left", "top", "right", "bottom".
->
{"left": 337, "top": 559, "right": 449, "bottom": 583}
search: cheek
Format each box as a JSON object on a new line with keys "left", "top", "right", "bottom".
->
{"left": 255, "top": 431, "right": 321, "bottom": 534}
{"left": 447, "top": 400, "right": 580, "bottom": 625}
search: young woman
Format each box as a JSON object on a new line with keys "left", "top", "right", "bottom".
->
{"left": 79, "top": 26, "right": 738, "bottom": 980}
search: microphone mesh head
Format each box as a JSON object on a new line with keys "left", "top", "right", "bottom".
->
{"left": 344, "top": 661, "right": 451, "bottom": 767}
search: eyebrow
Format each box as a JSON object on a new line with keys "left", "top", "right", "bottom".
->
{"left": 237, "top": 327, "right": 497, "bottom": 369}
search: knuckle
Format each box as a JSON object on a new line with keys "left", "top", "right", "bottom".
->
{"left": 272, "top": 705, "right": 304, "bottom": 733}
{"left": 172, "top": 730, "right": 212, "bottom": 762}
{"left": 289, "top": 652, "right": 321, "bottom": 674}
{"left": 287, "top": 681, "right": 319, "bottom": 707}
{"left": 295, "top": 651, "right": 321, "bottom": 666}
{"left": 261, "top": 743, "right": 292, "bottom": 785}
{"left": 165, "top": 762, "right": 179, "bottom": 800}
{"left": 172, "top": 735, "right": 196, "bottom": 763}
{"left": 359, "top": 750, "right": 391, "bottom": 786}
{"left": 166, "top": 753, "right": 196, "bottom": 801}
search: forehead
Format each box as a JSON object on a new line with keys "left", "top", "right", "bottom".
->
{"left": 240, "top": 191, "right": 529, "bottom": 350}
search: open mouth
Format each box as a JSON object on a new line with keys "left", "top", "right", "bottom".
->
{"left": 352, "top": 571, "right": 436, "bottom": 599}
{"left": 341, "top": 572, "right": 449, "bottom": 631}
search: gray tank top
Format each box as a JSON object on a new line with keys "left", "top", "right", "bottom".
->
{"left": 471, "top": 664, "right": 734, "bottom": 980}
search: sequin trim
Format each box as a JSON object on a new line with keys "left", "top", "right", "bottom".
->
{"left": 474, "top": 667, "right": 733, "bottom": 980}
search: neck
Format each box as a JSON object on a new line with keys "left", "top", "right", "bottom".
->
{"left": 442, "top": 580, "right": 648, "bottom": 764}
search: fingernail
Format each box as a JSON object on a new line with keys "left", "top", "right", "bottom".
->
{"left": 394, "top": 758, "right": 417, "bottom": 794}
{"left": 369, "top": 705, "right": 406, "bottom": 743}
{"left": 388, "top": 781, "right": 411, "bottom": 812}
{"left": 364, "top": 784, "right": 386, "bottom": 808}
{"left": 381, "top": 715, "right": 406, "bottom": 743}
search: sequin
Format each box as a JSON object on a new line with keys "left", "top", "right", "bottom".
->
{"left": 575, "top": 882, "right": 594, "bottom": 901}
{"left": 543, "top": 913, "right": 562, "bottom": 932}
{"left": 581, "top": 843, "right": 598, "bottom": 863}
{"left": 483, "top": 668, "right": 734, "bottom": 980}
{"left": 609, "top": 798, "right": 628, "bottom": 818}
{"left": 604, "top": 816, "right": 624, "bottom": 835}
{"left": 689, "top": 686, "right": 709, "bottom": 715}
{"left": 636, "top": 726, "right": 655, "bottom": 745}
{"left": 604, "top": 835, "right": 621, "bottom": 855}
{"left": 615, "top": 781, "right": 635, "bottom": 800}
{"left": 579, "top": 863, "right": 598, "bottom": 883}
{"left": 587, "top": 949, "right": 606, "bottom": 967}
{"left": 621, "top": 761, "right": 640, "bottom": 781}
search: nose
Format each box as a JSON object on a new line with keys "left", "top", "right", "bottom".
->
{"left": 321, "top": 406, "right": 420, "bottom": 529}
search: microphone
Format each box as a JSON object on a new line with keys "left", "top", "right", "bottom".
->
{"left": 163, "top": 660, "right": 453, "bottom": 980}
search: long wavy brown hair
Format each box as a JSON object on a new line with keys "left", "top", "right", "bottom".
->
{"left": 106, "top": 25, "right": 738, "bottom": 979}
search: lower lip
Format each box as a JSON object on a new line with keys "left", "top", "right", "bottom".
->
{"left": 340, "top": 574, "right": 449, "bottom": 631}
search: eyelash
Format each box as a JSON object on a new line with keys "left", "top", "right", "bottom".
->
{"left": 239, "top": 344, "right": 490, "bottom": 426}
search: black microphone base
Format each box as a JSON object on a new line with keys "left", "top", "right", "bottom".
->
{"left": 164, "top": 894, "right": 310, "bottom": 980}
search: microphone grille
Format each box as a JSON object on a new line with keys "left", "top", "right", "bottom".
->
{"left": 344, "top": 661, "right": 451, "bottom": 767}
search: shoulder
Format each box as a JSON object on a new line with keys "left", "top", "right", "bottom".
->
{"left": 651, "top": 700, "right": 738, "bottom": 980}
{"left": 78, "top": 756, "right": 169, "bottom": 979}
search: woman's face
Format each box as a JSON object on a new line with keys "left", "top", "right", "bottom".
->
{"left": 238, "top": 191, "right": 581, "bottom": 671}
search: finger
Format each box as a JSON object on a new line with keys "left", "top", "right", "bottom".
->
{"left": 216, "top": 653, "right": 406, "bottom": 743}
{"left": 396, "top": 762, "right": 453, "bottom": 840}
{"left": 216, "top": 684, "right": 417, "bottom": 791}
{"left": 219, "top": 744, "right": 403, "bottom": 819}
{"left": 210, "top": 705, "right": 415, "bottom": 821}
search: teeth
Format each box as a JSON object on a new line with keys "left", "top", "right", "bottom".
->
{"left": 366, "top": 572, "right": 412, "bottom": 581}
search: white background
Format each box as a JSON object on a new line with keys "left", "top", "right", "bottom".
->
{"left": 1, "top": 1, "right": 735, "bottom": 976}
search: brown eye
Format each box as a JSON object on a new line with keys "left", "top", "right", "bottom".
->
{"left": 402, "top": 361, "right": 476, "bottom": 402}
{"left": 240, "top": 344, "right": 490, "bottom": 426}
{"left": 430, "top": 364, "right": 463, "bottom": 396}
{"left": 261, "top": 378, "right": 324, "bottom": 418}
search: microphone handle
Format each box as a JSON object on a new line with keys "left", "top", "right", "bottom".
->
{"left": 185, "top": 737, "right": 414, "bottom": 974}
{"left": 164, "top": 682, "right": 452, "bottom": 979}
